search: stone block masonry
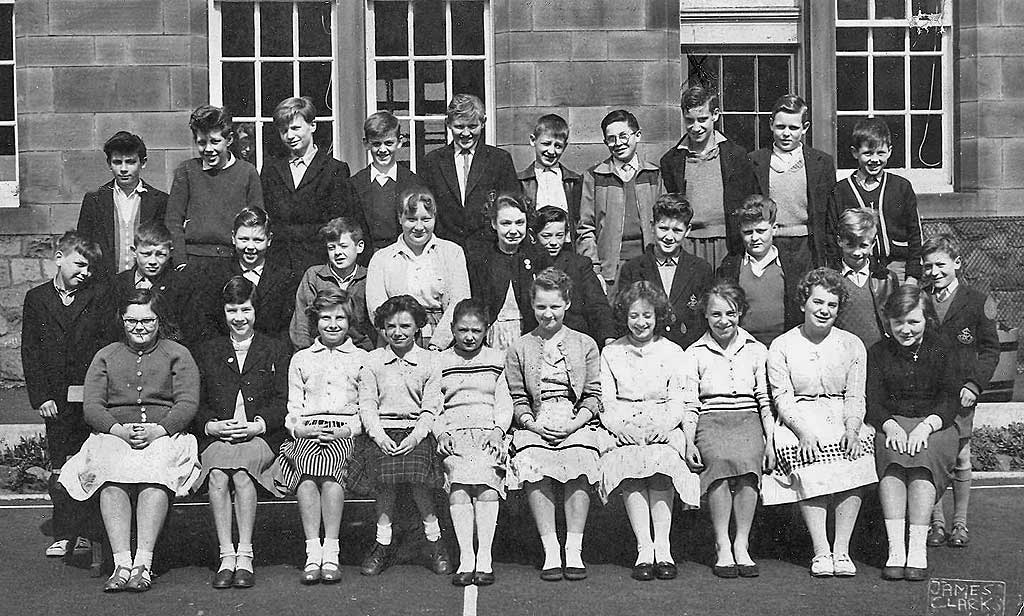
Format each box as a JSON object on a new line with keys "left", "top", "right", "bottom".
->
{"left": 0, "top": 235, "right": 57, "bottom": 385}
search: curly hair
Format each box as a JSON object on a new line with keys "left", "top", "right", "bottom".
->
{"left": 374, "top": 295, "right": 428, "bottom": 331}
{"left": 306, "top": 288, "right": 358, "bottom": 336}
{"left": 613, "top": 281, "right": 676, "bottom": 335}
{"left": 531, "top": 267, "right": 573, "bottom": 304}
{"left": 795, "top": 267, "right": 849, "bottom": 310}
{"left": 697, "top": 280, "right": 749, "bottom": 319}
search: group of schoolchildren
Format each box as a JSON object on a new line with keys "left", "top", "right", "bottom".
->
{"left": 22, "top": 85, "right": 1000, "bottom": 595}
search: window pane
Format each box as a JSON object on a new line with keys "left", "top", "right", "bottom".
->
{"left": 837, "top": 27, "right": 868, "bottom": 52}
{"left": 375, "top": 1, "right": 408, "bottom": 57}
{"left": 394, "top": 119, "right": 413, "bottom": 168}
{"left": 875, "top": 0, "right": 906, "bottom": 19}
{"left": 836, "top": 57, "right": 868, "bottom": 111}
{"left": 874, "top": 27, "right": 905, "bottom": 51}
{"left": 910, "top": 26, "right": 941, "bottom": 51}
{"left": 873, "top": 56, "right": 905, "bottom": 110}
{"left": 312, "top": 120, "right": 333, "bottom": 153}
{"left": 261, "top": 62, "right": 294, "bottom": 116}
{"left": 0, "top": 128, "right": 14, "bottom": 157}
{"left": 298, "top": 2, "right": 332, "bottom": 57}
{"left": 910, "top": 56, "right": 942, "bottom": 110}
{"left": 415, "top": 118, "right": 448, "bottom": 168}
{"left": 721, "top": 56, "right": 755, "bottom": 112}
{"left": 223, "top": 63, "right": 256, "bottom": 116}
{"left": 722, "top": 114, "right": 756, "bottom": 152}
{"left": 261, "top": 3, "right": 293, "bottom": 57}
{"left": 758, "top": 114, "right": 774, "bottom": 150}
{"left": 452, "top": 60, "right": 485, "bottom": 104}
{"left": 234, "top": 121, "right": 258, "bottom": 166}
{"left": 837, "top": 0, "right": 868, "bottom": 20}
{"left": 836, "top": 115, "right": 867, "bottom": 168}
{"left": 413, "top": 0, "right": 446, "bottom": 56}
{"left": 222, "top": 3, "right": 255, "bottom": 57}
{"left": 376, "top": 61, "right": 410, "bottom": 114}
{"left": 910, "top": 115, "right": 942, "bottom": 168}
{"left": 299, "top": 62, "right": 332, "bottom": 115}
{"left": 0, "top": 66, "right": 13, "bottom": 122}
{"left": 876, "top": 115, "right": 905, "bottom": 168}
{"left": 912, "top": 0, "right": 944, "bottom": 14}
{"left": 0, "top": 5, "right": 12, "bottom": 61}
{"left": 261, "top": 122, "right": 289, "bottom": 162}
{"left": 415, "top": 61, "right": 447, "bottom": 116}
{"left": 757, "top": 56, "right": 790, "bottom": 112}
{"left": 452, "top": 1, "right": 484, "bottom": 55}
{"left": 687, "top": 54, "right": 720, "bottom": 94}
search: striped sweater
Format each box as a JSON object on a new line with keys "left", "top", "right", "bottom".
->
{"left": 432, "top": 347, "right": 513, "bottom": 436}
{"left": 680, "top": 328, "right": 771, "bottom": 430}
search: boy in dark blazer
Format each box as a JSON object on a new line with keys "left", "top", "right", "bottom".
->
{"left": 922, "top": 234, "right": 1000, "bottom": 549}
{"left": 261, "top": 96, "right": 368, "bottom": 272}
{"left": 21, "top": 231, "right": 111, "bottom": 564}
{"left": 748, "top": 95, "right": 836, "bottom": 267}
{"left": 518, "top": 114, "right": 583, "bottom": 242}
{"left": 77, "top": 131, "right": 168, "bottom": 279}
{"left": 616, "top": 194, "right": 713, "bottom": 350}
{"left": 417, "top": 93, "right": 519, "bottom": 251}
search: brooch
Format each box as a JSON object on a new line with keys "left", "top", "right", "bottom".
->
{"left": 686, "top": 294, "right": 698, "bottom": 309}
{"left": 524, "top": 258, "right": 532, "bottom": 271}
{"left": 228, "top": 357, "right": 234, "bottom": 363}
{"left": 957, "top": 327, "right": 974, "bottom": 345}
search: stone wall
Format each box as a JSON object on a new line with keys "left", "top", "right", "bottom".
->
{"left": 0, "top": 235, "right": 58, "bottom": 385}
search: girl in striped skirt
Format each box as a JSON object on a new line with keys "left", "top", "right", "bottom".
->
{"left": 276, "top": 288, "right": 369, "bottom": 585}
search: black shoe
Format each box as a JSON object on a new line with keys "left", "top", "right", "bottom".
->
{"left": 103, "top": 566, "right": 131, "bottom": 593}
{"left": 451, "top": 571, "right": 475, "bottom": 586}
{"left": 232, "top": 569, "right": 254, "bottom": 588}
{"left": 474, "top": 571, "right": 495, "bottom": 586}
{"left": 905, "top": 566, "right": 928, "bottom": 582}
{"left": 540, "top": 567, "right": 563, "bottom": 581}
{"left": 631, "top": 563, "right": 655, "bottom": 581}
{"left": 212, "top": 568, "right": 234, "bottom": 589}
{"left": 713, "top": 564, "right": 739, "bottom": 579}
{"left": 736, "top": 564, "right": 759, "bottom": 579}
{"left": 427, "top": 541, "right": 452, "bottom": 575}
{"left": 881, "top": 566, "right": 905, "bottom": 581}
{"left": 655, "top": 562, "right": 679, "bottom": 580}
{"left": 564, "top": 566, "right": 587, "bottom": 581}
{"left": 360, "top": 542, "right": 392, "bottom": 576}
{"left": 300, "top": 564, "right": 321, "bottom": 585}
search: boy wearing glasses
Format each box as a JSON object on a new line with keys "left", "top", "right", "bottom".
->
{"left": 346, "top": 111, "right": 426, "bottom": 253}
{"left": 577, "top": 109, "right": 665, "bottom": 291}
{"left": 22, "top": 231, "right": 112, "bottom": 565}
{"left": 659, "top": 85, "right": 758, "bottom": 269}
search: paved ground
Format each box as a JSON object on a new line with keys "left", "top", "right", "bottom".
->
{"left": 4, "top": 479, "right": 1024, "bottom": 616}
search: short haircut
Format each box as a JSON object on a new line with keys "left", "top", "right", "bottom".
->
{"left": 851, "top": 117, "right": 891, "bottom": 150}
{"left": 836, "top": 207, "right": 878, "bottom": 244}
{"left": 364, "top": 111, "right": 401, "bottom": 141}
{"left": 272, "top": 96, "right": 316, "bottom": 130}
{"left": 446, "top": 93, "right": 486, "bottom": 124}
{"left": 600, "top": 109, "right": 640, "bottom": 134}
{"left": 530, "top": 205, "right": 568, "bottom": 236}
{"left": 883, "top": 283, "right": 939, "bottom": 330}
{"left": 486, "top": 191, "right": 531, "bottom": 224}
{"left": 397, "top": 187, "right": 437, "bottom": 218}
{"left": 921, "top": 233, "right": 962, "bottom": 260}
{"left": 56, "top": 230, "right": 103, "bottom": 267}
{"left": 614, "top": 280, "right": 676, "bottom": 335}
{"left": 734, "top": 194, "right": 778, "bottom": 226}
{"left": 452, "top": 298, "right": 491, "bottom": 327}
{"left": 221, "top": 275, "right": 256, "bottom": 306}
{"left": 795, "top": 267, "right": 849, "bottom": 311}
{"left": 697, "top": 280, "right": 749, "bottom": 319}
{"left": 118, "top": 287, "right": 180, "bottom": 341}
{"left": 189, "top": 104, "right": 234, "bottom": 138}
{"left": 133, "top": 221, "right": 173, "bottom": 247}
{"left": 681, "top": 84, "right": 719, "bottom": 112}
{"left": 103, "top": 131, "right": 147, "bottom": 163}
{"left": 653, "top": 193, "right": 693, "bottom": 226}
{"left": 318, "top": 216, "right": 365, "bottom": 245}
{"left": 533, "top": 114, "right": 570, "bottom": 141}
{"left": 307, "top": 287, "right": 359, "bottom": 335}
{"left": 771, "top": 94, "right": 809, "bottom": 123}
{"left": 531, "top": 266, "right": 573, "bottom": 304}
{"left": 233, "top": 206, "right": 271, "bottom": 233}
{"left": 374, "top": 294, "right": 428, "bottom": 331}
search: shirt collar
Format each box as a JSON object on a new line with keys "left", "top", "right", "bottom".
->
{"left": 693, "top": 327, "right": 757, "bottom": 356}
{"left": 203, "top": 151, "right": 236, "bottom": 171}
{"left": 310, "top": 338, "right": 358, "bottom": 353}
{"left": 291, "top": 144, "right": 318, "bottom": 167}
{"left": 655, "top": 252, "right": 679, "bottom": 268}
{"left": 534, "top": 161, "right": 562, "bottom": 177}
{"left": 383, "top": 344, "right": 427, "bottom": 366}
{"left": 676, "top": 131, "right": 727, "bottom": 158}
{"left": 456, "top": 145, "right": 476, "bottom": 158}
{"left": 743, "top": 245, "right": 780, "bottom": 276}
{"left": 370, "top": 162, "right": 398, "bottom": 184}
{"left": 113, "top": 181, "right": 145, "bottom": 197}
{"left": 52, "top": 277, "right": 78, "bottom": 297}
{"left": 612, "top": 153, "right": 639, "bottom": 175}
{"left": 934, "top": 278, "right": 960, "bottom": 302}
{"left": 239, "top": 261, "right": 265, "bottom": 276}
{"left": 395, "top": 234, "right": 439, "bottom": 257}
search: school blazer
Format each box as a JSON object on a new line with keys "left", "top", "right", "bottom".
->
{"left": 504, "top": 327, "right": 602, "bottom": 425}
{"left": 76, "top": 180, "right": 169, "bottom": 279}
{"left": 345, "top": 164, "right": 426, "bottom": 253}
{"left": 418, "top": 143, "right": 520, "bottom": 249}
{"left": 717, "top": 251, "right": 811, "bottom": 333}
{"left": 261, "top": 149, "right": 366, "bottom": 272}
{"left": 196, "top": 260, "right": 300, "bottom": 343}
{"left": 21, "top": 281, "right": 116, "bottom": 411}
{"left": 659, "top": 139, "right": 759, "bottom": 256}
{"left": 936, "top": 284, "right": 1000, "bottom": 397}
{"left": 616, "top": 246, "right": 714, "bottom": 350}
{"left": 193, "top": 333, "right": 290, "bottom": 454}
{"left": 748, "top": 146, "right": 836, "bottom": 266}
{"left": 518, "top": 164, "right": 583, "bottom": 241}
{"left": 552, "top": 250, "right": 617, "bottom": 345}
{"left": 466, "top": 241, "right": 551, "bottom": 334}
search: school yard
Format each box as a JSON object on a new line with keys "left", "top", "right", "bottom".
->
{"left": 3, "top": 478, "right": 1023, "bottom": 616}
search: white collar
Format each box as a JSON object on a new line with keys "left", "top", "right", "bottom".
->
{"left": 934, "top": 278, "right": 960, "bottom": 303}
{"left": 534, "top": 161, "right": 562, "bottom": 177}
{"left": 113, "top": 181, "right": 146, "bottom": 197}
{"left": 742, "top": 245, "right": 780, "bottom": 277}
{"left": 370, "top": 163, "right": 398, "bottom": 184}
{"left": 203, "top": 151, "right": 236, "bottom": 171}
{"left": 290, "top": 144, "right": 318, "bottom": 167}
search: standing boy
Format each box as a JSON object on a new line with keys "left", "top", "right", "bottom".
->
{"left": 577, "top": 109, "right": 665, "bottom": 291}
{"left": 616, "top": 193, "right": 713, "bottom": 349}
{"left": 832, "top": 207, "right": 898, "bottom": 351}
{"left": 659, "top": 85, "right": 758, "bottom": 268}
{"left": 346, "top": 111, "right": 425, "bottom": 254}
{"left": 518, "top": 114, "right": 583, "bottom": 244}
{"left": 418, "top": 94, "right": 519, "bottom": 250}
{"left": 166, "top": 105, "right": 264, "bottom": 269}
{"left": 77, "top": 131, "right": 168, "bottom": 279}
{"left": 717, "top": 195, "right": 810, "bottom": 347}
{"left": 748, "top": 95, "right": 836, "bottom": 267}
{"left": 922, "top": 234, "right": 999, "bottom": 550}
{"left": 826, "top": 118, "right": 922, "bottom": 284}
{"left": 21, "top": 232, "right": 111, "bottom": 565}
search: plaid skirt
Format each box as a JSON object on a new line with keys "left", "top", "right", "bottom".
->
{"left": 275, "top": 436, "right": 355, "bottom": 494}
{"left": 346, "top": 428, "right": 446, "bottom": 496}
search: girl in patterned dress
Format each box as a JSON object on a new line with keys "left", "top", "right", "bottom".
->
{"left": 435, "top": 299, "right": 513, "bottom": 586}
{"left": 505, "top": 267, "right": 605, "bottom": 582}
{"left": 276, "top": 288, "right": 368, "bottom": 585}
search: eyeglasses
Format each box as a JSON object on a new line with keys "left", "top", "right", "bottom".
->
{"left": 603, "top": 131, "right": 636, "bottom": 146}
{"left": 123, "top": 317, "right": 158, "bottom": 329}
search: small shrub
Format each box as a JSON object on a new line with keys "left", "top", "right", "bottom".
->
{"left": 0, "top": 435, "right": 50, "bottom": 492}
{"left": 970, "top": 422, "right": 1024, "bottom": 471}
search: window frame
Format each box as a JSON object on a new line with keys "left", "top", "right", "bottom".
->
{"left": 207, "top": 0, "right": 342, "bottom": 171}
{"left": 0, "top": 0, "right": 17, "bottom": 208}
{"left": 364, "top": 0, "right": 495, "bottom": 172}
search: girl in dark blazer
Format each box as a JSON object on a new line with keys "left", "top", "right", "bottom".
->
{"left": 193, "top": 276, "right": 290, "bottom": 589}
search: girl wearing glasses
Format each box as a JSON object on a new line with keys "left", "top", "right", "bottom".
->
{"left": 60, "top": 288, "right": 201, "bottom": 593}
